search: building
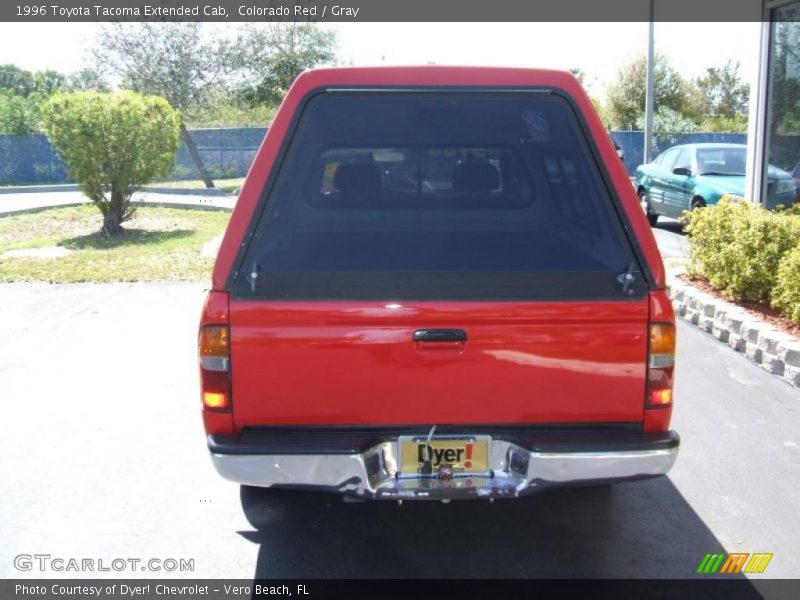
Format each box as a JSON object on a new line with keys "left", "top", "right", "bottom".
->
{"left": 746, "top": 0, "right": 800, "bottom": 204}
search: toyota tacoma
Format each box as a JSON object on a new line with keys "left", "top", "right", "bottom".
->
{"left": 199, "top": 66, "right": 679, "bottom": 502}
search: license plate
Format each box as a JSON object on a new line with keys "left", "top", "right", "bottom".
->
{"left": 398, "top": 436, "right": 490, "bottom": 475}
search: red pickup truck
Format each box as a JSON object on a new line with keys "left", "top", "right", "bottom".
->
{"left": 199, "top": 66, "right": 678, "bottom": 502}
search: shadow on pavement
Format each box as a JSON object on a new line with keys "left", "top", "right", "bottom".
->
{"left": 239, "top": 478, "right": 743, "bottom": 579}
{"left": 654, "top": 219, "right": 685, "bottom": 236}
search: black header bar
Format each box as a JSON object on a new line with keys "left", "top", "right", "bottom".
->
{"left": 2, "top": 578, "right": 792, "bottom": 600}
{"left": 0, "top": 0, "right": 777, "bottom": 23}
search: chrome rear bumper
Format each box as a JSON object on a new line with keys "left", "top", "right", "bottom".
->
{"left": 209, "top": 430, "right": 679, "bottom": 500}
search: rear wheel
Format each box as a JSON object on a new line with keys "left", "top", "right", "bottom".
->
{"left": 639, "top": 190, "right": 658, "bottom": 226}
{"left": 691, "top": 197, "right": 706, "bottom": 211}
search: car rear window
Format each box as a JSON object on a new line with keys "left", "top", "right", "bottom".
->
{"left": 234, "top": 91, "right": 644, "bottom": 300}
{"left": 697, "top": 147, "right": 747, "bottom": 176}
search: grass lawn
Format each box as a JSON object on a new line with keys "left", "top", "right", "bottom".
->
{"left": 0, "top": 204, "right": 230, "bottom": 282}
{"left": 146, "top": 177, "right": 245, "bottom": 194}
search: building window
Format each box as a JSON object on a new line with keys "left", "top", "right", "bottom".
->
{"left": 765, "top": 1, "right": 800, "bottom": 204}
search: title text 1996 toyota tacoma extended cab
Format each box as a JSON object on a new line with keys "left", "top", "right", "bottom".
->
{"left": 199, "top": 66, "right": 678, "bottom": 501}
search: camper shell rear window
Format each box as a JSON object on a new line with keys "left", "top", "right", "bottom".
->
{"left": 233, "top": 90, "right": 645, "bottom": 300}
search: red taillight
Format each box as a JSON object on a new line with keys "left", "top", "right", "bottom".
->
{"left": 647, "top": 323, "right": 675, "bottom": 408}
{"left": 649, "top": 388, "right": 673, "bottom": 406}
{"left": 202, "top": 391, "right": 228, "bottom": 409}
{"left": 199, "top": 324, "right": 230, "bottom": 411}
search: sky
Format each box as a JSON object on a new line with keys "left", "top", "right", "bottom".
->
{"left": 0, "top": 22, "right": 761, "bottom": 98}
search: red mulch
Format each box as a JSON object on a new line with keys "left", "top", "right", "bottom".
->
{"left": 677, "top": 273, "right": 800, "bottom": 338}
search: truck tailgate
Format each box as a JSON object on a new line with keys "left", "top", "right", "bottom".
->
{"left": 229, "top": 298, "right": 648, "bottom": 426}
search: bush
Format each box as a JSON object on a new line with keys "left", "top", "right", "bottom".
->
{"left": 41, "top": 91, "right": 181, "bottom": 235}
{"left": 773, "top": 246, "right": 800, "bottom": 324}
{"left": 775, "top": 203, "right": 800, "bottom": 217}
{"left": 681, "top": 198, "right": 800, "bottom": 303}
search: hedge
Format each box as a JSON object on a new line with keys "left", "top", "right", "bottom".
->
{"left": 773, "top": 245, "right": 800, "bottom": 324}
{"left": 681, "top": 197, "right": 800, "bottom": 323}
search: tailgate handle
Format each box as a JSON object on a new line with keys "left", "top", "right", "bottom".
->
{"left": 413, "top": 329, "right": 468, "bottom": 342}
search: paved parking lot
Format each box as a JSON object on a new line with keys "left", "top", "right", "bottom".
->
{"left": 650, "top": 217, "right": 692, "bottom": 260}
{"left": 0, "top": 275, "right": 798, "bottom": 580}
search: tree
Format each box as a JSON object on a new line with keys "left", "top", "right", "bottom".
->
{"left": 184, "top": 87, "right": 277, "bottom": 128}
{"left": 0, "top": 64, "right": 35, "bottom": 96}
{"left": 695, "top": 60, "right": 749, "bottom": 119}
{"left": 569, "top": 67, "right": 586, "bottom": 86}
{"left": 65, "top": 68, "right": 110, "bottom": 93}
{"left": 233, "top": 23, "right": 337, "bottom": 107}
{"left": 41, "top": 91, "right": 181, "bottom": 235}
{"left": 0, "top": 90, "right": 39, "bottom": 134}
{"left": 0, "top": 66, "right": 66, "bottom": 134}
{"left": 700, "top": 114, "right": 748, "bottom": 133}
{"left": 93, "top": 23, "right": 233, "bottom": 188}
{"left": 0, "top": 65, "right": 67, "bottom": 97}
{"left": 607, "top": 53, "right": 697, "bottom": 129}
{"left": 590, "top": 95, "right": 612, "bottom": 127}
{"left": 636, "top": 107, "right": 698, "bottom": 147}
{"left": 32, "top": 70, "right": 66, "bottom": 96}
{"left": 0, "top": 91, "right": 54, "bottom": 134}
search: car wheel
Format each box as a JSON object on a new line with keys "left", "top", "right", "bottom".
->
{"left": 240, "top": 485, "right": 334, "bottom": 529}
{"left": 691, "top": 198, "right": 706, "bottom": 211}
{"left": 639, "top": 190, "right": 658, "bottom": 226}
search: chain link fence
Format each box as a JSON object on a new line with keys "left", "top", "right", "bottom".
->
{"left": 2, "top": 128, "right": 798, "bottom": 186}
{"left": 0, "top": 127, "right": 268, "bottom": 185}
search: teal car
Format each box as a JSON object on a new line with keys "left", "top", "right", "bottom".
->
{"left": 635, "top": 143, "right": 797, "bottom": 226}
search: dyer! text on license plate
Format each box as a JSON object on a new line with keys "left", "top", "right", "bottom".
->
{"left": 398, "top": 436, "right": 490, "bottom": 475}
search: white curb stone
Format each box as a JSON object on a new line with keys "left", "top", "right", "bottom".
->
{"left": 745, "top": 345, "right": 764, "bottom": 364}
{"left": 700, "top": 316, "right": 714, "bottom": 333}
{"left": 728, "top": 334, "right": 746, "bottom": 352}
{"left": 785, "top": 366, "right": 800, "bottom": 387}
{"left": 763, "top": 356, "right": 785, "bottom": 376}
{"left": 712, "top": 325, "right": 730, "bottom": 343}
{"left": 667, "top": 280, "right": 800, "bottom": 389}
{"left": 740, "top": 321, "right": 763, "bottom": 346}
{"left": 777, "top": 341, "right": 800, "bottom": 368}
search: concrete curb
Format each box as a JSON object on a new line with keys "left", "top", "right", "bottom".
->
{"left": 145, "top": 187, "right": 228, "bottom": 197}
{"left": 668, "top": 278, "right": 800, "bottom": 388}
{"left": 0, "top": 203, "right": 86, "bottom": 217}
{"left": 0, "top": 199, "right": 233, "bottom": 218}
{"left": 0, "top": 184, "right": 229, "bottom": 196}
{"left": 129, "top": 200, "right": 233, "bottom": 213}
{"left": 0, "top": 184, "right": 80, "bottom": 195}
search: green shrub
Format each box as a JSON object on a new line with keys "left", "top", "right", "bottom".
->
{"left": 681, "top": 198, "right": 800, "bottom": 303}
{"left": 772, "top": 246, "right": 800, "bottom": 324}
{"left": 775, "top": 203, "right": 800, "bottom": 217}
{"left": 40, "top": 91, "right": 181, "bottom": 235}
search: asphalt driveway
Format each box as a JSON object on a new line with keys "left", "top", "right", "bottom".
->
{"left": 650, "top": 217, "right": 691, "bottom": 260}
{"left": 0, "top": 282, "right": 798, "bottom": 580}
